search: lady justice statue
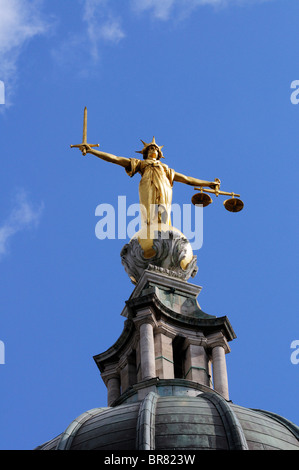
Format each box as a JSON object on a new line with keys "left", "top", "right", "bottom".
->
{"left": 71, "top": 108, "right": 242, "bottom": 284}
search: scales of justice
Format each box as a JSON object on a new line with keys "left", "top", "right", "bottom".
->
{"left": 71, "top": 107, "right": 244, "bottom": 284}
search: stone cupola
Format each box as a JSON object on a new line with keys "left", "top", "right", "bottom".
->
{"left": 93, "top": 267, "right": 236, "bottom": 407}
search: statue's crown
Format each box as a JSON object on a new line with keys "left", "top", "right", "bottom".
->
{"left": 136, "top": 136, "right": 164, "bottom": 158}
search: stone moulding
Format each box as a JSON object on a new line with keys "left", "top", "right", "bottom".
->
{"left": 136, "top": 391, "right": 159, "bottom": 450}
{"left": 56, "top": 408, "right": 108, "bottom": 450}
{"left": 200, "top": 392, "right": 249, "bottom": 450}
{"left": 125, "top": 292, "right": 235, "bottom": 341}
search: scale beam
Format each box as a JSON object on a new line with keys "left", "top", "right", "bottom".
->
{"left": 194, "top": 187, "right": 241, "bottom": 198}
{"left": 192, "top": 184, "right": 244, "bottom": 212}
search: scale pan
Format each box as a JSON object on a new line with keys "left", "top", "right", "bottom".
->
{"left": 223, "top": 198, "right": 244, "bottom": 212}
{"left": 191, "top": 193, "right": 213, "bottom": 207}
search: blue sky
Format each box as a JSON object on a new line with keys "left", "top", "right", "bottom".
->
{"left": 0, "top": 0, "right": 299, "bottom": 450}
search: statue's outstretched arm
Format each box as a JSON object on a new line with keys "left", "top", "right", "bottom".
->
{"left": 174, "top": 171, "right": 219, "bottom": 189}
{"left": 80, "top": 144, "right": 131, "bottom": 169}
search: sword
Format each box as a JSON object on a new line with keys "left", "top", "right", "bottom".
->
{"left": 70, "top": 107, "right": 99, "bottom": 155}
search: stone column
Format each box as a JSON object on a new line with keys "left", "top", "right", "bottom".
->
{"left": 212, "top": 345, "right": 229, "bottom": 400}
{"left": 133, "top": 307, "right": 157, "bottom": 381}
{"left": 107, "top": 375, "right": 121, "bottom": 406}
{"left": 139, "top": 321, "right": 156, "bottom": 380}
{"left": 207, "top": 332, "right": 230, "bottom": 400}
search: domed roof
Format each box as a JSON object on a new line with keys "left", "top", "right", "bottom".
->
{"left": 36, "top": 380, "right": 299, "bottom": 451}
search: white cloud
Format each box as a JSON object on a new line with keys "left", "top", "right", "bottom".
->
{"left": 99, "top": 18, "right": 126, "bottom": 43}
{"left": 131, "top": 0, "right": 176, "bottom": 20}
{"left": 130, "top": 0, "right": 274, "bottom": 20}
{"left": 52, "top": 1, "right": 125, "bottom": 70}
{"left": 82, "top": 0, "right": 125, "bottom": 60}
{"left": 0, "top": 191, "right": 44, "bottom": 260}
{"left": 0, "top": 0, "right": 49, "bottom": 105}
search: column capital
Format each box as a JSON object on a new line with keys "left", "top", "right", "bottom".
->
{"left": 133, "top": 306, "right": 158, "bottom": 329}
{"left": 154, "top": 323, "right": 178, "bottom": 340}
{"left": 100, "top": 366, "right": 121, "bottom": 386}
{"left": 206, "top": 332, "right": 230, "bottom": 354}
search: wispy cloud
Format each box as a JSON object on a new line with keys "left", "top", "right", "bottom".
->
{"left": 52, "top": 0, "right": 125, "bottom": 72}
{"left": 0, "top": 0, "right": 49, "bottom": 105}
{"left": 130, "top": 0, "right": 275, "bottom": 20}
{"left": 82, "top": 0, "right": 125, "bottom": 61}
{"left": 0, "top": 191, "right": 44, "bottom": 261}
{"left": 83, "top": 0, "right": 125, "bottom": 46}
{"left": 130, "top": 0, "right": 177, "bottom": 20}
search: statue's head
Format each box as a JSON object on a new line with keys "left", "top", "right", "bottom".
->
{"left": 136, "top": 136, "right": 164, "bottom": 160}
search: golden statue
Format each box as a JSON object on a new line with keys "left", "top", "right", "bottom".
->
{"left": 71, "top": 108, "right": 243, "bottom": 282}
{"left": 82, "top": 138, "right": 219, "bottom": 221}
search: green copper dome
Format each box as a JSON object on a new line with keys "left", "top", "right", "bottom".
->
{"left": 36, "top": 380, "right": 299, "bottom": 451}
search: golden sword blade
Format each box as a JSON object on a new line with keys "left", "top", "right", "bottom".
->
{"left": 83, "top": 106, "right": 87, "bottom": 145}
{"left": 70, "top": 107, "right": 99, "bottom": 155}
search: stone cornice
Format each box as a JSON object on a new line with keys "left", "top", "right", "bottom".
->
{"left": 126, "top": 291, "right": 236, "bottom": 342}
{"left": 93, "top": 319, "right": 135, "bottom": 373}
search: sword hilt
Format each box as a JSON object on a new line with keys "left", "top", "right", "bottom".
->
{"left": 70, "top": 143, "right": 100, "bottom": 156}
